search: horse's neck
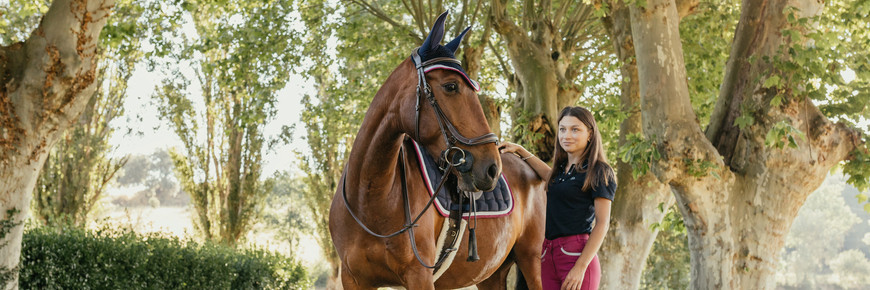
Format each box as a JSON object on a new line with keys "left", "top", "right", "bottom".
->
{"left": 345, "top": 103, "right": 405, "bottom": 204}
{"left": 345, "top": 58, "right": 415, "bottom": 201}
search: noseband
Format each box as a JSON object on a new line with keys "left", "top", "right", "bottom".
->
{"left": 342, "top": 47, "right": 498, "bottom": 272}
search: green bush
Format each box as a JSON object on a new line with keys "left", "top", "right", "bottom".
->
{"left": 19, "top": 226, "right": 309, "bottom": 289}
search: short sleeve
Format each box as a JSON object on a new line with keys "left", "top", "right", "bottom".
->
{"left": 593, "top": 181, "right": 616, "bottom": 200}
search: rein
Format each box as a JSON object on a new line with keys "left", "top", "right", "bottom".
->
{"left": 342, "top": 47, "right": 499, "bottom": 271}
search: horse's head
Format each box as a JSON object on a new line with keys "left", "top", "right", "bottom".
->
{"left": 400, "top": 11, "right": 501, "bottom": 192}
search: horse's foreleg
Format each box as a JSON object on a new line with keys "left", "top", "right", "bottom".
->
{"left": 340, "top": 263, "right": 377, "bottom": 290}
{"left": 401, "top": 268, "right": 436, "bottom": 290}
{"left": 475, "top": 257, "right": 514, "bottom": 290}
{"left": 513, "top": 243, "right": 543, "bottom": 290}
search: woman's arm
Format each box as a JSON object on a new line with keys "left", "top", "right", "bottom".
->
{"left": 562, "top": 197, "right": 612, "bottom": 290}
{"left": 498, "top": 142, "right": 551, "bottom": 180}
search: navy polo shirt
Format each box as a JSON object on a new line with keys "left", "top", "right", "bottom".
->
{"left": 545, "top": 163, "right": 616, "bottom": 240}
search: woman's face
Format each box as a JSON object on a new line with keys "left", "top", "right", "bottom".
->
{"left": 558, "top": 116, "right": 590, "bottom": 155}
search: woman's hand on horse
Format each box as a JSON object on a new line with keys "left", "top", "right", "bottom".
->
{"left": 498, "top": 142, "right": 527, "bottom": 157}
{"left": 561, "top": 264, "right": 587, "bottom": 290}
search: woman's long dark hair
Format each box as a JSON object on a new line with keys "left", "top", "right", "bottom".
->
{"left": 546, "top": 106, "right": 616, "bottom": 192}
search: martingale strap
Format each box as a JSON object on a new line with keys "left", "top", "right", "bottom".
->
{"left": 341, "top": 146, "right": 457, "bottom": 270}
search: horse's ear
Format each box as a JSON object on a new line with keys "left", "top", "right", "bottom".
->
{"left": 421, "top": 11, "right": 449, "bottom": 53}
{"left": 445, "top": 26, "right": 471, "bottom": 54}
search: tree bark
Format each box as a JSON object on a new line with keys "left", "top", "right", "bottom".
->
{"left": 629, "top": 0, "right": 859, "bottom": 288}
{"left": 598, "top": 1, "right": 705, "bottom": 287}
{"left": 460, "top": 18, "right": 502, "bottom": 138}
{"left": 491, "top": 0, "right": 596, "bottom": 161}
{"left": 598, "top": 2, "right": 674, "bottom": 289}
{"left": 223, "top": 99, "right": 244, "bottom": 245}
{"left": 0, "top": 0, "right": 115, "bottom": 288}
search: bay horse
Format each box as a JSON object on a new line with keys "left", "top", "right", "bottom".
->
{"left": 328, "top": 11, "right": 545, "bottom": 289}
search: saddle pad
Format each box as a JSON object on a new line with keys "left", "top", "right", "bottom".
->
{"left": 411, "top": 140, "right": 514, "bottom": 218}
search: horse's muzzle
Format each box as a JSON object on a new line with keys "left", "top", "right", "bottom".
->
{"left": 444, "top": 147, "right": 500, "bottom": 192}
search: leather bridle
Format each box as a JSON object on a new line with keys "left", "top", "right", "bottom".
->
{"left": 342, "top": 47, "right": 498, "bottom": 271}
{"left": 410, "top": 48, "right": 499, "bottom": 151}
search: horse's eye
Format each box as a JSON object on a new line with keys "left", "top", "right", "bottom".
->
{"left": 443, "top": 83, "right": 459, "bottom": 93}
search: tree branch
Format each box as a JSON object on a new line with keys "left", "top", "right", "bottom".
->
{"left": 486, "top": 36, "right": 512, "bottom": 83}
{"left": 553, "top": 0, "right": 573, "bottom": 28}
{"left": 704, "top": 0, "right": 764, "bottom": 151}
{"left": 348, "top": 0, "right": 423, "bottom": 42}
{"left": 491, "top": 0, "right": 525, "bottom": 42}
{"left": 629, "top": 0, "right": 723, "bottom": 185}
{"left": 562, "top": 3, "right": 594, "bottom": 48}
{"left": 454, "top": 0, "right": 470, "bottom": 36}
{"left": 675, "top": 0, "right": 700, "bottom": 19}
{"left": 414, "top": 0, "right": 428, "bottom": 34}
{"left": 540, "top": 0, "right": 551, "bottom": 20}
{"left": 523, "top": 0, "right": 535, "bottom": 29}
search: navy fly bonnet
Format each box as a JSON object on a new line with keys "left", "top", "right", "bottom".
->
{"left": 417, "top": 11, "right": 480, "bottom": 91}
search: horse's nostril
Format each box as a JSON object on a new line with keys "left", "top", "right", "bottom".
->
{"left": 487, "top": 163, "right": 499, "bottom": 180}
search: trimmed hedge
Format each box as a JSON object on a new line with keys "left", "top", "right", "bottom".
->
{"left": 20, "top": 226, "right": 309, "bottom": 289}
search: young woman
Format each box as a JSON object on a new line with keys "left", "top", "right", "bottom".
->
{"left": 499, "top": 106, "right": 616, "bottom": 290}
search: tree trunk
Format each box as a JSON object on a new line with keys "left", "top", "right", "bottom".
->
{"left": 598, "top": 3, "right": 674, "bottom": 289}
{"left": 629, "top": 0, "right": 859, "bottom": 288}
{"left": 459, "top": 20, "right": 502, "bottom": 138}
{"left": 491, "top": 0, "right": 591, "bottom": 161}
{"left": 0, "top": 158, "right": 45, "bottom": 289}
{"left": 598, "top": 1, "right": 705, "bottom": 287}
{"left": 0, "top": 0, "right": 115, "bottom": 288}
{"left": 223, "top": 99, "right": 244, "bottom": 246}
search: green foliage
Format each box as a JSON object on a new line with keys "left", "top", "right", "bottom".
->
{"left": 631, "top": 0, "right": 647, "bottom": 9}
{"left": 733, "top": 103, "right": 755, "bottom": 130}
{"left": 153, "top": 0, "right": 299, "bottom": 246}
{"left": 680, "top": 0, "right": 741, "bottom": 126}
{"left": 577, "top": 48, "right": 624, "bottom": 164}
{"left": 747, "top": 1, "right": 870, "bottom": 211}
{"left": 0, "top": 0, "right": 50, "bottom": 45}
{"left": 843, "top": 135, "right": 870, "bottom": 212}
{"left": 760, "top": 1, "right": 870, "bottom": 190}
{"left": 764, "top": 120, "right": 806, "bottom": 150}
{"left": 591, "top": 99, "right": 627, "bottom": 165}
{"left": 258, "top": 172, "right": 325, "bottom": 285}
{"left": 618, "top": 133, "right": 660, "bottom": 180}
{"left": 591, "top": 1, "right": 610, "bottom": 18}
{"left": 260, "top": 171, "right": 312, "bottom": 250}
{"left": 642, "top": 205, "right": 689, "bottom": 290}
{"left": 0, "top": 209, "right": 21, "bottom": 248}
{"left": 683, "top": 158, "right": 720, "bottom": 179}
{"left": 781, "top": 2, "right": 870, "bottom": 122}
{"left": 19, "top": 225, "right": 309, "bottom": 289}
{"left": 293, "top": 0, "right": 420, "bottom": 269}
